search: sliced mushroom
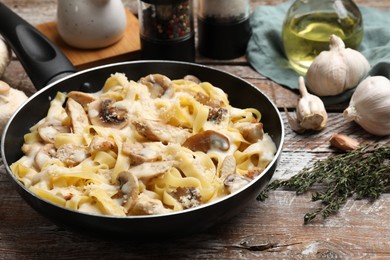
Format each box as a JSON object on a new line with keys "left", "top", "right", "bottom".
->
{"left": 138, "top": 74, "right": 172, "bottom": 98}
{"left": 219, "top": 155, "right": 237, "bottom": 179}
{"left": 130, "top": 193, "right": 171, "bottom": 215}
{"left": 56, "top": 144, "right": 88, "bottom": 167}
{"left": 37, "top": 120, "right": 70, "bottom": 143}
{"left": 169, "top": 187, "right": 201, "bottom": 209}
{"left": 183, "top": 75, "right": 201, "bottom": 84}
{"left": 122, "top": 141, "right": 162, "bottom": 166}
{"left": 66, "top": 98, "right": 89, "bottom": 134}
{"left": 88, "top": 98, "right": 128, "bottom": 129}
{"left": 236, "top": 122, "right": 264, "bottom": 143}
{"left": 129, "top": 160, "right": 175, "bottom": 180}
{"left": 116, "top": 171, "right": 139, "bottom": 213}
{"left": 67, "top": 91, "right": 96, "bottom": 109}
{"left": 89, "top": 136, "right": 116, "bottom": 153}
{"left": 131, "top": 119, "right": 191, "bottom": 144}
{"left": 183, "top": 130, "right": 230, "bottom": 153}
{"left": 207, "top": 107, "right": 228, "bottom": 124}
{"left": 223, "top": 174, "right": 251, "bottom": 194}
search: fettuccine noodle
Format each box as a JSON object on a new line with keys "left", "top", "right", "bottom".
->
{"left": 11, "top": 73, "right": 276, "bottom": 216}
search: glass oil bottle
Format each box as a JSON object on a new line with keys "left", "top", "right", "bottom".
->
{"left": 282, "top": 0, "right": 363, "bottom": 75}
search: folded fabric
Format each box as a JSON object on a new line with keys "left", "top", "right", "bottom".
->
{"left": 247, "top": 0, "right": 390, "bottom": 105}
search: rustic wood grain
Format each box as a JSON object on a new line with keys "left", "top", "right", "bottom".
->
{"left": 36, "top": 10, "right": 141, "bottom": 69}
{"left": 1, "top": 0, "right": 390, "bottom": 259}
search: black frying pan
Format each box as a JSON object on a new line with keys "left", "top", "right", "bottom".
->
{"left": 0, "top": 3, "right": 284, "bottom": 236}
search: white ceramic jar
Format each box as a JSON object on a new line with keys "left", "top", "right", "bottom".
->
{"left": 57, "top": 0, "right": 127, "bottom": 49}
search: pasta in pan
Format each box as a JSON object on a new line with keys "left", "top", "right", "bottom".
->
{"left": 11, "top": 73, "right": 277, "bottom": 216}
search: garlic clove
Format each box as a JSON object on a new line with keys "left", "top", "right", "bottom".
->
{"left": 284, "top": 106, "right": 305, "bottom": 134}
{"left": 286, "top": 77, "right": 328, "bottom": 133}
{"left": 329, "top": 133, "right": 359, "bottom": 151}
{"left": 343, "top": 76, "right": 390, "bottom": 136}
{"left": 0, "top": 39, "right": 12, "bottom": 78}
{"left": 0, "top": 80, "right": 10, "bottom": 95}
{"left": 296, "top": 76, "right": 328, "bottom": 131}
{"left": 306, "top": 34, "right": 370, "bottom": 97}
{"left": 0, "top": 80, "right": 28, "bottom": 133}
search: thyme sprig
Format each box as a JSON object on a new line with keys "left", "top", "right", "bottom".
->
{"left": 258, "top": 145, "right": 390, "bottom": 224}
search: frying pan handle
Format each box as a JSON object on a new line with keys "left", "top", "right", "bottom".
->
{"left": 0, "top": 3, "right": 76, "bottom": 90}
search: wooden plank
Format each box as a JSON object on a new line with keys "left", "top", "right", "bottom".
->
{"left": 36, "top": 10, "right": 141, "bottom": 70}
{"left": 0, "top": 178, "right": 389, "bottom": 258}
{"left": 1, "top": 0, "right": 390, "bottom": 259}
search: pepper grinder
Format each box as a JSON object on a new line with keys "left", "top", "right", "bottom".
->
{"left": 197, "top": 0, "right": 251, "bottom": 60}
{"left": 138, "top": 0, "right": 195, "bottom": 61}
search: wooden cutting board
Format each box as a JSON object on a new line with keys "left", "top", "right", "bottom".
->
{"left": 36, "top": 9, "right": 141, "bottom": 70}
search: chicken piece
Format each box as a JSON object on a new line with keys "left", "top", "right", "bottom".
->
{"left": 22, "top": 143, "right": 43, "bottom": 157}
{"left": 130, "top": 193, "right": 171, "bottom": 215}
{"left": 224, "top": 174, "right": 251, "bottom": 194}
{"left": 34, "top": 144, "right": 56, "bottom": 170}
{"left": 195, "top": 92, "right": 223, "bottom": 108}
{"left": 67, "top": 91, "right": 96, "bottom": 109}
{"left": 219, "top": 155, "right": 237, "bottom": 179}
{"left": 129, "top": 161, "right": 175, "bottom": 180}
{"left": 122, "top": 141, "right": 162, "bottom": 166}
{"left": 131, "top": 119, "right": 191, "bottom": 144}
{"left": 245, "top": 168, "right": 263, "bottom": 179}
{"left": 56, "top": 144, "right": 88, "bottom": 167}
{"left": 37, "top": 120, "right": 70, "bottom": 144}
{"left": 89, "top": 136, "right": 116, "bottom": 153}
{"left": 66, "top": 97, "right": 89, "bottom": 134}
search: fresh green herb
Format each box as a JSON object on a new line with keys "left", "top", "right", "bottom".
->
{"left": 258, "top": 145, "right": 390, "bottom": 224}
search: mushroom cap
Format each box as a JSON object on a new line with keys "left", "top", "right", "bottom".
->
{"left": 183, "top": 130, "right": 230, "bottom": 153}
{"left": 87, "top": 98, "right": 128, "bottom": 129}
{"left": 138, "top": 74, "right": 172, "bottom": 98}
{"left": 236, "top": 122, "right": 264, "bottom": 143}
{"left": 117, "top": 171, "right": 139, "bottom": 213}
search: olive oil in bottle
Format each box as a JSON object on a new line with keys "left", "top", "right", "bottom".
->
{"left": 282, "top": 0, "right": 363, "bottom": 75}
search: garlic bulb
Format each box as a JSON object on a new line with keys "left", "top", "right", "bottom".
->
{"left": 306, "top": 34, "right": 370, "bottom": 96}
{"left": 285, "top": 76, "right": 328, "bottom": 133}
{"left": 0, "top": 38, "right": 12, "bottom": 78}
{"left": 0, "top": 80, "right": 28, "bottom": 133}
{"left": 343, "top": 76, "right": 390, "bottom": 136}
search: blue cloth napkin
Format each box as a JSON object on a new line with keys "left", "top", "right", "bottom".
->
{"left": 247, "top": 0, "right": 390, "bottom": 105}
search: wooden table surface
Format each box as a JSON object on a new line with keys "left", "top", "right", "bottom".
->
{"left": 1, "top": 0, "right": 390, "bottom": 259}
